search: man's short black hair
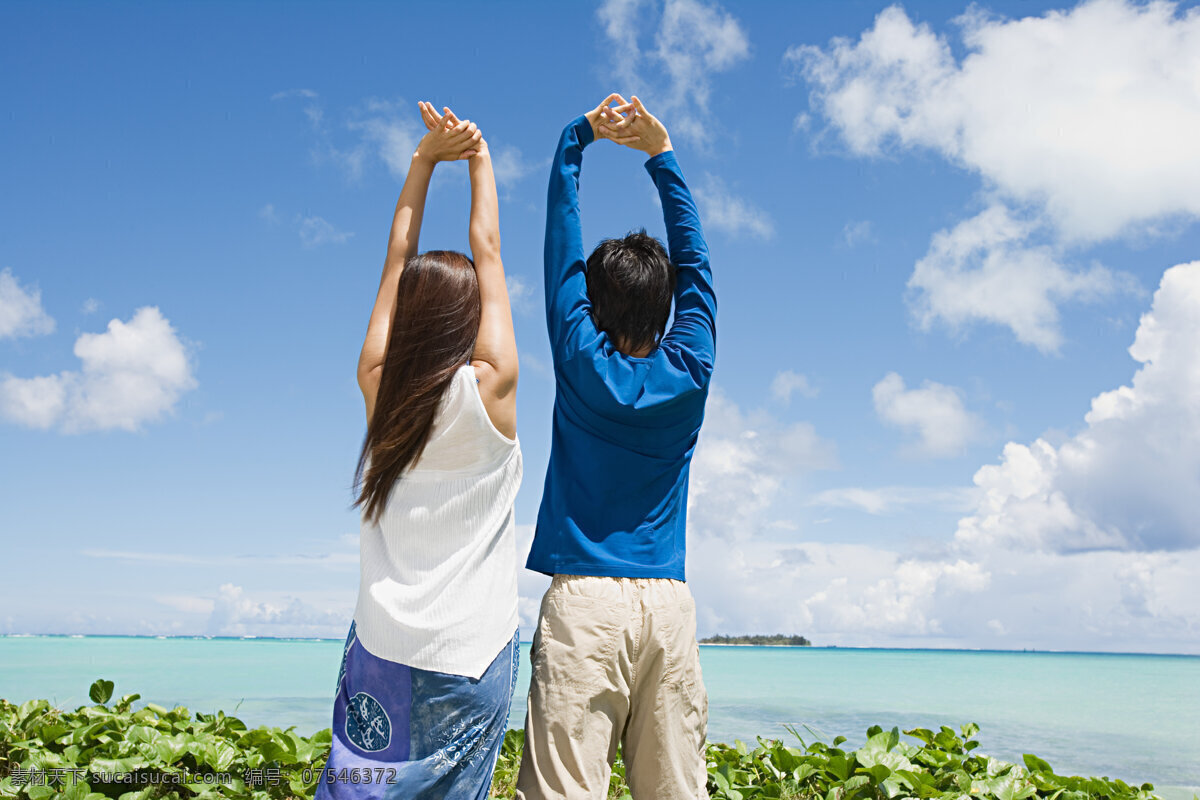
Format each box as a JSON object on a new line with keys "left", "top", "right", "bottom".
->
{"left": 585, "top": 229, "right": 675, "bottom": 354}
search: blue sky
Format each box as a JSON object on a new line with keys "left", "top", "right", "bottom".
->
{"left": 2, "top": 0, "right": 1198, "bottom": 654}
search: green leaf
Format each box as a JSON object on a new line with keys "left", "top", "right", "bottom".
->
{"left": 18, "top": 698, "right": 49, "bottom": 723}
{"left": 91, "top": 756, "right": 148, "bottom": 773}
{"left": 113, "top": 693, "right": 142, "bottom": 712}
{"left": 7, "top": 680, "right": 1171, "bottom": 800}
{"left": 89, "top": 680, "right": 115, "bottom": 705}
{"left": 27, "top": 785, "right": 57, "bottom": 800}
{"left": 154, "top": 736, "right": 187, "bottom": 764}
{"left": 1023, "top": 753, "right": 1053, "bottom": 773}
{"left": 857, "top": 731, "right": 916, "bottom": 773}
{"left": 37, "top": 722, "right": 71, "bottom": 744}
{"left": 285, "top": 730, "right": 308, "bottom": 760}
{"left": 844, "top": 775, "right": 871, "bottom": 796}
{"left": 61, "top": 778, "right": 94, "bottom": 800}
{"left": 862, "top": 764, "right": 892, "bottom": 783}
{"left": 904, "top": 728, "right": 935, "bottom": 746}
{"left": 205, "top": 740, "right": 239, "bottom": 771}
{"left": 257, "top": 741, "right": 291, "bottom": 763}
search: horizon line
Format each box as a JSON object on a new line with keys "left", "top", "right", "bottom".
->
{"left": 2, "top": 633, "right": 1197, "bottom": 659}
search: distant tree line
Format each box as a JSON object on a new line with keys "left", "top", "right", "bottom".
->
{"left": 699, "top": 634, "right": 812, "bottom": 646}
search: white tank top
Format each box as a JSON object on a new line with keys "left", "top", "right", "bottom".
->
{"left": 353, "top": 363, "right": 522, "bottom": 679}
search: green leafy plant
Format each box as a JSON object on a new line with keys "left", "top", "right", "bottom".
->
{"left": 1, "top": 679, "right": 330, "bottom": 800}
{"left": 690, "top": 722, "right": 1163, "bottom": 800}
{"left": 0, "top": 679, "right": 1175, "bottom": 800}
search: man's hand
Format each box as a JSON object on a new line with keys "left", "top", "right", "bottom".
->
{"left": 414, "top": 101, "right": 485, "bottom": 164}
{"left": 584, "top": 93, "right": 629, "bottom": 142}
{"left": 598, "top": 96, "right": 672, "bottom": 157}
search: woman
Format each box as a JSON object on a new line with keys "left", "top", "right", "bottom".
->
{"left": 314, "top": 102, "right": 522, "bottom": 800}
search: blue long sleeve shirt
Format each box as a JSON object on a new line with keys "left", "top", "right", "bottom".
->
{"left": 525, "top": 115, "right": 717, "bottom": 581}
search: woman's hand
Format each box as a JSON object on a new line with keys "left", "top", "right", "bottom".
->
{"left": 598, "top": 95, "right": 673, "bottom": 157}
{"left": 414, "top": 101, "right": 484, "bottom": 164}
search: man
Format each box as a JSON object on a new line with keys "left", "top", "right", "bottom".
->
{"left": 515, "top": 93, "right": 717, "bottom": 800}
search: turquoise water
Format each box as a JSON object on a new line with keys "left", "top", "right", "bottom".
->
{"left": 2, "top": 636, "right": 1197, "bottom": 796}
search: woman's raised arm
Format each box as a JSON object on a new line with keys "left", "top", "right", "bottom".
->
{"left": 357, "top": 103, "right": 481, "bottom": 422}
{"left": 451, "top": 116, "right": 518, "bottom": 441}
{"left": 465, "top": 123, "right": 518, "bottom": 440}
{"left": 421, "top": 104, "right": 519, "bottom": 439}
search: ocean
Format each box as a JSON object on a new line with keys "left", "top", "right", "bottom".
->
{"left": 2, "top": 635, "right": 1197, "bottom": 797}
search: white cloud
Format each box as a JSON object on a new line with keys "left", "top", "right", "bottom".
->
{"left": 271, "top": 88, "right": 318, "bottom": 101}
{"left": 279, "top": 92, "right": 423, "bottom": 182}
{"left": 908, "top": 204, "right": 1133, "bottom": 353}
{"left": 272, "top": 88, "right": 324, "bottom": 129}
{"left": 841, "top": 219, "right": 874, "bottom": 247}
{"left": 298, "top": 215, "right": 354, "bottom": 247}
{"left": 343, "top": 98, "right": 422, "bottom": 180}
{"left": 954, "top": 261, "right": 1200, "bottom": 553}
{"left": 0, "top": 268, "right": 55, "bottom": 340}
{"left": 154, "top": 594, "right": 216, "bottom": 615}
{"left": 258, "top": 203, "right": 280, "bottom": 224}
{"left": 491, "top": 144, "right": 539, "bottom": 190}
{"left": 0, "top": 374, "right": 67, "bottom": 429}
{"left": 808, "top": 485, "right": 979, "bottom": 515}
{"left": 872, "top": 371, "right": 985, "bottom": 458}
{"left": 673, "top": 262, "right": 1200, "bottom": 652}
{"left": 686, "top": 534, "right": 1200, "bottom": 652}
{"left": 82, "top": 547, "right": 358, "bottom": 569}
{"left": 790, "top": 0, "right": 1200, "bottom": 348}
{"left": 280, "top": 92, "right": 533, "bottom": 191}
{"left": 790, "top": 0, "right": 1200, "bottom": 240}
{"left": 693, "top": 172, "right": 774, "bottom": 240}
{"left": 506, "top": 275, "right": 536, "bottom": 314}
{"left": 597, "top": 0, "right": 750, "bottom": 146}
{"left": 81, "top": 298, "right": 100, "bottom": 315}
{"left": 0, "top": 306, "right": 196, "bottom": 433}
{"left": 264, "top": 204, "right": 354, "bottom": 247}
{"left": 770, "top": 369, "right": 817, "bottom": 403}
{"left": 519, "top": 352, "right": 552, "bottom": 379}
{"left": 205, "top": 583, "right": 350, "bottom": 637}
{"left": 597, "top": 0, "right": 642, "bottom": 82}
{"left": 688, "top": 536, "right": 992, "bottom": 641}
{"left": 687, "top": 387, "right": 837, "bottom": 539}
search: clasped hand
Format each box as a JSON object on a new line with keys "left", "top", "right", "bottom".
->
{"left": 414, "top": 101, "right": 486, "bottom": 164}
{"left": 586, "top": 93, "right": 673, "bottom": 157}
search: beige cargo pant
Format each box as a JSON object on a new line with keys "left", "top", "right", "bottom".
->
{"left": 514, "top": 574, "right": 709, "bottom": 800}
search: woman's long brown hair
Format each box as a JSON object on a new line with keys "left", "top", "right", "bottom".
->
{"left": 353, "top": 250, "right": 480, "bottom": 524}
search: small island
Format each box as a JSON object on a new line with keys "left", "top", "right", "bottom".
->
{"left": 700, "top": 634, "right": 812, "bottom": 647}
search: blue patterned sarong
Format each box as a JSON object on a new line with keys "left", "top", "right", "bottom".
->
{"left": 313, "top": 620, "right": 519, "bottom": 800}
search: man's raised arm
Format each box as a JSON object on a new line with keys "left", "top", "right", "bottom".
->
{"left": 601, "top": 96, "right": 716, "bottom": 381}
{"left": 647, "top": 149, "right": 715, "bottom": 370}
{"left": 544, "top": 94, "right": 627, "bottom": 361}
